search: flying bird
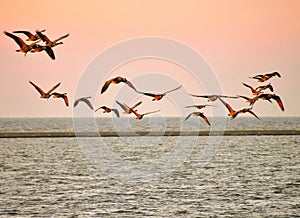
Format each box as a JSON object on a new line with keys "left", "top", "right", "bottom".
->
{"left": 31, "top": 44, "right": 55, "bottom": 60}
{"left": 115, "top": 100, "right": 142, "bottom": 114}
{"left": 13, "top": 29, "right": 46, "bottom": 41}
{"left": 237, "top": 95, "right": 258, "bottom": 106}
{"left": 101, "top": 76, "right": 137, "bottom": 94}
{"left": 95, "top": 106, "right": 120, "bottom": 118}
{"left": 130, "top": 108, "right": 160, "bottom": 120}
{"left": 36, "top": 31, "right": 69, "bottom": 47}
{"left": 185, "top": 104, "right": 216, "bottom": 109}
{"left": 250, "top": 72, "right": 281, "bottom": 82}
{"left": 73, "top": 97, "right": 93, "bottom": 110}
{"left": 4, "top": 31, "right": 40, "bottom": 55}
{"left": 138, "top": 85, "right": 182, "bottom": 101}
{"left": 51, "top": 92, "right": 69, "bottom": 107}
{"left": 189, "top": 94, "right": 238, "bottom": 102}
{"left": 218, "top": 97, "right": 260, "bottom": 120}
{"left": 256, "top": 93, "right": 284, "bottom": 111}
{"left": 185, "top": 112, "right": 211, "bottom": 126}
{"left": 29, "top": 81, "right": 61, "bottom": 99}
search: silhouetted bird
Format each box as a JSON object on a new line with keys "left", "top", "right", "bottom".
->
{"left": 138, "top": 85, "right": 182, "bottom": 101}
{"left": 29, "top": 81, "right": 60, "bottom": 99}
{"left": 101, "top": 76, "right": 137, "bottom": 94}
{"left": 185, "top": 112, "right": 211, "bottom": 126}
{"left": 36, "top": 31, "right": 69, "bottom": 47}
{"left": 189, "top": 94, "right": 238, "bottom": 102}
{"left": 95, "top": 106, "right": 120, "bottom": 117}
{"left": 116, "top": 100, "right": 142, "bottom": 114}
{"left": 250, "top": 72, "right": 281, "bottom": 82}
{"left": 51, "top": 92, "right": 69, "bottom": 107}
{"left": 73, "top": 97, "right": 93, "bottom": 110}
{"left": 256, "top": 93, "right": 284, "bottom": 111}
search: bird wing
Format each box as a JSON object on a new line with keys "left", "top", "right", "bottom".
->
{"left": 73, "top": 99, "right": 80, "bottom": 108}
{"left": 238, "top": 95, "right": 250, "bottom": 100}
{"left": 4, "top": 31, "right": 26, "bottom": 48}
{"left": 124, "top": 80, "right": 138, "bottom": 92}
{"left": 13, "top": 30, "right": 33, "bottom": 38}
{"left": 62, "top": 95, "right": 69, "bottom": 107}
{"left": 247, "top": 110, "right": 260, "bottom": 120}
{"left": 54, "top": 33, "right": 69, "bottom": 43}
{"left": 130, "top": 101, "right": 142, "bottom": 110}
{"left": 220, "top": 95, "right": 239, "bottom": 99}
{"left": 82, "top": 98, "right": 94, "bottom": 110}
{"left": 163, "top": 85, "right": 182, "bottom": 94}
{"left": 138, "top": 92, "right": 156, "bottom": 97}
{"left": 46, "top": 82, "right": 61, "bottom": 95}
{"left": 112, "top": 109, "right": 120, "bottom": 118}
{"left": 199, "top": 113, "right": 211, "bottom": 126}
{"left": 101, "top": 79, "right": 113, "bottom": 94}
{"left": 273, "top": 72, "right": 281, "bottom": 78}
{"left": 44, "top": 46, "right": 55, "bottom": 60}
{"left": 272, "top": 95, "right": 284, "bottom": 111}
{"left": 218, "top": 97, "right": 235, "bottom": 114}
{"left": 115, "top": 100, "right": 129, "bottom": 112}
{"left": 36, "top": 31, "right": 51, "bottom": 43}
{"left": 29, "top": 81, "right": 46, "bottom": 96}
{"left": 143, "top": 110, "right": 160, "bottom": 116}
{"left": 242, "top": 83, "right": 256, "bottom": 93}
{"left": 185, "top": 112, "right": 196, "bottom": 121}
{"left": 185, "top": 105, "right": 197, "bottom": 108}
{"left": 188, "top": 94, "right": 209, "bottom": 98}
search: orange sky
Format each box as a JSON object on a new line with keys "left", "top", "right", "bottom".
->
{"left": 1, "top": 0, "right": 300, "bottom": 117}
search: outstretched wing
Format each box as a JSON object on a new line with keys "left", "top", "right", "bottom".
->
{"left": 101, "top": 79, "right": 113, "bottom": 94}
{"left": 242, "top": 83, "right": 256, "bottom": 93}
{"left": 46, "top": 82, "right": 61, "bottom": 95}
{"left": 130, "top": 101, "right": 142, "bottom": 110}
{"left": 13, "top": 30, "right": 33, "bottom": 38}
{"left": 188, "top": 94, "right": 209, "bottom": 98}
{"left": 82, "top": 98, "right": 94, "bottom": 110}
{"left": 62, "top": 95, "right": 69, "bottom": 107}
{"left": 112, "top": 109, "right": 120, "bottom": 118}
{"left": 4, "top": 31, "right": 26, "bottom": 48}
{"left": 272, "top": 95, "right": 284, "bottom": 111}
{"left": 44, "top": 46, "right": 55, "bottom": 60}
{"left": 36, "top": 31, "right": 51, "bottom": 44}
{"left": 124, "top": 80, "right": 138, "bottom": 92}
{"left": 218, "top": 97, "right": 235, "bottom": 114}
{"left": 29, "top": 81, "right": 45, "bottom": 96}
{"left": 54, "top": 33, "right": 69, "bottom": 43}
{"left": 199, "top": 113, "right": 211, "bottom": 126}
{"left": 247, "top": 110, "right": 260, "bottom": 120}
{"left": 185, "top": 112, "right": 197, "bottom": 121}
{"left": 163, "top": 85, "right": 182, "bottom": 94}
{"left": 138, "top": 92, "right": 156, "bottom": 97}
{"left": 143, "top": 110, "right": 160, "bottom": 116}
{"left": 115, "top": 100, "right": 129, "bottom": 112}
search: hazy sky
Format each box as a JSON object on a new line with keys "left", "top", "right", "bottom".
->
{"left": 1, "top": 0, "right": 300, "bottom": 117}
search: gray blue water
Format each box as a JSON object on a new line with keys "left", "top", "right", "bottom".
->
{"left": 0, "top": 117, "right": 299, "bottom": 217}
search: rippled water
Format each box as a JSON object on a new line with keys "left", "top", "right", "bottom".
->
{"left": 0, "top": 118, "right": 299, "bottom": 217}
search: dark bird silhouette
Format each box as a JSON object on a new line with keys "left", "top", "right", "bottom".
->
{"left": 242, "top": 83, "right": 262, "bottom": 96}
{"left": 95, "top": 106, "right": 120, "bottom": 118}
{"left": 36, "top": 31, "right": 69, "bottom": 47}
{"left": 13, "top": 29, "right": 46, "bottom": 41}
{"left": 4, "top": 31, "right": 39, "bottom": 55}
{"left": 130, "top": 108, "right": 160, "bottom": 120}
{"left": 185, "top": 112, "right": 211, "bottom": 126}
{"left": 250, "top": 72, "right": 281, "bottom": 82}
{"left": 73, "top": 97, "right": 93, "bottom": 110}
{"left": 116, "top": 100, "right": 142, "bottom": 114}
{"left": 101, "top": 76, "right": 137, "bottom": 94}
{"left": 255, "top": 83, "right": 274, "bottom": 92}
{"left": 185, "top": 104, "right": 216, "bottom": 109}
{"left": 237, "top": 95, "right": 258, "bottom": 106}
{"left": 31, "top": 44, "right": 55, "bottom": 60}
{"left": 51, "top": 92, "right": 69, "bottom": 107}
{"left": 256, "top": 93, "right": 284, "bottom": 111}
{"left": 218, "top": 97, "right": 260, "bottom": 120}
{"left": 29, "top": 81, "right": 61, "bottom": 99}
{"left": 138, "top": 85, "right": 182, "bottom": 101}
{"left": 189, "top": 94, "right": 238, "bottom": 102}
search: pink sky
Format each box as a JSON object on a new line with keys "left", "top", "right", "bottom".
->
{"left": 1, "top": 0, "right": 300, "bottom": 117}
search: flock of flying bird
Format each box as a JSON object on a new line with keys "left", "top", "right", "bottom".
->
{"left": 4, "top": 29, "right": 284, "bottom": 126}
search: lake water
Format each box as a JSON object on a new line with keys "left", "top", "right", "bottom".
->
{"left": 0, "top": 117, "right": 299, "bottom": 217}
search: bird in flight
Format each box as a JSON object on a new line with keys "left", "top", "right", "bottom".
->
{"left": 185, "top": 104, "right": 216, "bottom": 109}
{"left": 255, "top": 83, "right": 274, "bottom": 92}
{"left": 36, "top": 31, "right": 69, "bottom": 48}
{"left": 256, "top": 93, "right": 284, "bottom": 111}
{"left": 31, "top": 44, "right": 55, "bottom": 60}
{"left": 4, "top": 31, "right": 40, "bottom": 56}
{"left": 185, "top": 112, "right": 211, "bottom": 126}
{"left": 13, "top": 29, "right": 46, "bottom": 41}
{"left": 51, "top": 92, "right": 69, "bottom": 107}
{"left": 138, "top": 85, "right": 182, "bottom": 101}
{"left": 101, "top": 76, "right": 137, "bottom": 94}
{"left": 242, "top": 83, "right": 262, "bottom": 96}
{"left": 95, "top": 106, "right": 120, "bottom": 118}
{"left": 73, "top": 97, "right": 93, "bottom": 110}
{"left": 29, "top": 81, "right": 61, "bottom": 99}
{"left": 115, "top": 100, "right": 142, "bottom": 114}
{"left": 189, "top": 94, "right": 238, "bottom": 102}
{"left": 250, "top": 72, "right": 281, "bottom": 82}
{"left": 218, "top": 97, "right": 260, "bottom": 120}
{"left": 237, "top": 95, "right": 258, "bottom": 106}
{"left": 130, "top": 108, "right": 160, "bottom": 120}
